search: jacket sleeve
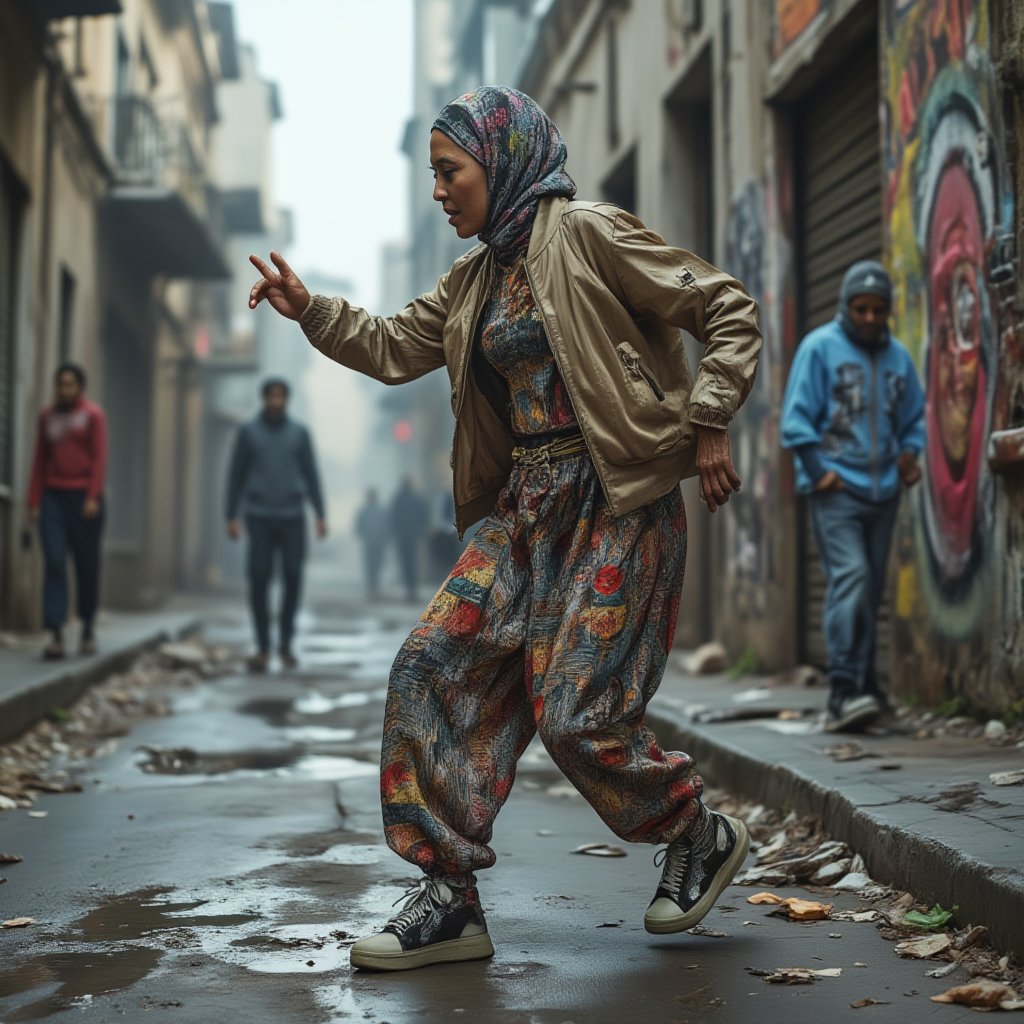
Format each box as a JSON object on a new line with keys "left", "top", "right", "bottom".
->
{"left": 27, "top": 411, "right": 47, "bottom": 510}
{"left": 897, "top": 352, "right": 926, "bottom": 454}
{"left": 299, "top": 274, "right": 450, "bottom": 385}
{"left": 299, "top": 428, "right": 326, "bottom": 520}
{"left": 225, "top": 427, "right": 250, "bottom": 520}
{"left": 609, "top": 211, "right": 762, "bottom": 429}
{"left": 781, "top": 338, "right": 828, "bottom": 453}
{"left": 87, "top": 406, "right": 108, "bottom": 502}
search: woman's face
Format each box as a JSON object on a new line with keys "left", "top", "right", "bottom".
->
{"left": 430, "top": 129, "right": 488, "bottom": 239}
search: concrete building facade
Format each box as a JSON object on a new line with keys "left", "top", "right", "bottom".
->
{"left": 0, "top": 1, "right": 281, "bottom": 628}
{"left": 515, "top": 0, "right": 1023, "bottom": 711}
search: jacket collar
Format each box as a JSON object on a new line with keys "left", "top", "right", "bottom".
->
{"left": 527, "top": 196, "right": 571, "bottom": 261}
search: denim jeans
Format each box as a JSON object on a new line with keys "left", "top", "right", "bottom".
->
{"left": 809, "top": 489, "right": 899, "bottom": 693}
{"left": 246, "top": 515, "right": 306, "bottom": 653}
{"left": 39, "top": 488, "right": 104, "bottom": 632}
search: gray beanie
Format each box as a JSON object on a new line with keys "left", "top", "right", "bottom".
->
{"left": 839, "top": 260, "right": 892, "bottom": 306}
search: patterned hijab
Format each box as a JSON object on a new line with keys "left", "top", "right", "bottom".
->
{"left": 433, "top": 87, "right": 577, "bottom": 264}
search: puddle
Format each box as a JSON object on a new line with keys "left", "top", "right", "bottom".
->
{"left": 136, "top": 745, "right": 303, "bottom": 775}
{"left": 219, "top": 924, "right": 351, "bottom": 974}
{"left": 73, "top": 887, "right": 261, "bottom": 942}
{"left": 318, "top": 843, "right": 385, "bottom": 866}
{"left": 288, "top": 755, "right": 377, "bottom": 781}
{"left": 0, "top": 948, "right": 164, "bottom": 1020}
{"left": 293, "top": 690, "right": 387, "bottom": 715}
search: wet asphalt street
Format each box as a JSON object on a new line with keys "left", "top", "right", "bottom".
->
{"left": 0, "top": 592, "right": 985, "bottom": 1024}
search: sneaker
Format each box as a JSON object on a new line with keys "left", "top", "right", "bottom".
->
{"left": 280, "top": 650, "right": 299, "bottom": 671}
{"left": 825, "top": 688, "right": 881, "bottom": 733}
{"left": 350, "top": 877, "right": 494, "bottom": 972}
{"left": 247, "top": 652, "right": 269, "bottom": 674}
{"left": 644, "top": 808, "right": 750, "bottom": 934}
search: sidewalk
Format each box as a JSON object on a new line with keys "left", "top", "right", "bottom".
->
{"left": 648, "top": 661, "right": 1024, "bottom": 955}
{"left": 0, "top": 604, "right": 205, "bottom": 744}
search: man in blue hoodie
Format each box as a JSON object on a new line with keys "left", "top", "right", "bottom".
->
{"left": 226, "top": 378, "right": 327, "bottom": 672}
{"left": 782, "top": 261, "right": 925, "bottom": 732}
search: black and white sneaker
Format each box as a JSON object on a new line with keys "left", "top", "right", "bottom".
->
{"left": 825, "top": 681, "right": 882, "bottom": 733}
{"left": 350, "top": 877, "right": 494, "bottom": 971}
{"left": 644, "top": 807, "right": 750, "bottom": 934}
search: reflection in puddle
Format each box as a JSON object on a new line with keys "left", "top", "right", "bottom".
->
{"left": 135, "top": 747, "right": 374, "bottom": 780}
{"left": 294, "top": 689, "right": 388, "bottom": 716}
{"left": 73, "top": 887, "right": 261, "bottom": 941}
{"left": 0, "top": 948, "right": 164, "bottom": 1021}
{"left": 221, "top": 925, "right": 350, "bottom": 974}
{"left": 318, "top": 844, "right": 384, "bottom": 866}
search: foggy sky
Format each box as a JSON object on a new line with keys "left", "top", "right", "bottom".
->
{"left": 230, "top": 0, "right": 415, "bottom": 311}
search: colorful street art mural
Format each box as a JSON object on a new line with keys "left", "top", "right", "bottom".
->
{"left": 883, "top": 0, "right": 1019, "bottom": 700}
{"left": 773, "top": 0, "right": 833, "bottom": 58}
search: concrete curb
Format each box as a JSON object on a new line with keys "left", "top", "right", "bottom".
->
{"left": 646, "top": 708, "right": 1024, "bottom": 956}
{"left": 0, "top": 614, "right": 202, "bottom": 745}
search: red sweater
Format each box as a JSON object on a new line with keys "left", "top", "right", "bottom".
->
{"left": 27, "top": 398, "right": 108, "bottom": 508}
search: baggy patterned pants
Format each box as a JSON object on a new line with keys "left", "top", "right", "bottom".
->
{"left": 381, "top": 453, "right": 703, "bottom": 880}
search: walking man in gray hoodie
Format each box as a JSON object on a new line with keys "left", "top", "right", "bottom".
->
{"left": 226, "top": 378, "right": 327, "bottom": 672}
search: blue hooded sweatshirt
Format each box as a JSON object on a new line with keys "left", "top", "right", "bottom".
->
{"left": 781, "top": 263, "right": 925, "bottom": 502}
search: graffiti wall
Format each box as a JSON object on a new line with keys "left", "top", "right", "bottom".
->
{"left": 883, "top": 0, "right": 1022, "bottom": 708}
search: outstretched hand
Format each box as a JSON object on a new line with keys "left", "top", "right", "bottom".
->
{"left": 248, "top": 251, "right": 310, "bottom": 322}
{"left": 696, "top": 426, "right": 741, "bottom": 513}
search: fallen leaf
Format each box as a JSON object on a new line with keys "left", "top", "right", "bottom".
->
{"left": 829, "top": 933, "right": 842, "bottom": 939}
{"left": 930, "top": 978, "right": 1022, "bottom": 1009}
{"left": 775, "top": 898, "right": 832, "bottom": 921}
{"left": 895, "top": 934, "right": 952, "bottom": 959}
{"left": 989, "top": 771, "right": 1024, "bottom": 787}
{"left": 833, "top": 871, "right": 872, "bottom": 892}
{"left": 851, "top": 998, "right": 889, "bottom": 1008}
{"left": 757, "top": 966, "right": 842, "bottom": 984}
{"left": 0, "top": 853, "right": 23, "bottom": 864}
{"left": 747, "top": 892, "right": 784, "bottom": 905}
{"left": 597, "top": 922, "right": 621, "bottom": 928}
{"left": 955, "top": 925, "right": 988, "bottom": 951}
{"left": 687, "top": 925, "right": 728, "bottom": 937}
{"left": 2, "top": 917, "right": 34, "bottom": 928}
{"left": 27, "top": 811, "right": 48, "bottom": 819}
{"left": 571, "top": 843, "right": 626, "bottom": 857}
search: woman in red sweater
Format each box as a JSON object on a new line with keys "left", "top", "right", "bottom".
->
{"left": 27, "top": 363, "right": 108, "bottom": 659}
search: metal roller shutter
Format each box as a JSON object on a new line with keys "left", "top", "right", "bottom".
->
{"left": 795, "top": 44, "right": 891, "bottom": 680}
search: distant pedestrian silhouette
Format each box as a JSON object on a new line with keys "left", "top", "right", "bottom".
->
{"left": 355, "top": 488, "right": 389, "bottom": 599}
{"left": 225, "top": 378, "right": 326, "bottom": 673}
{"left": 390, "top": 477, "right": 427, "bottom": 603}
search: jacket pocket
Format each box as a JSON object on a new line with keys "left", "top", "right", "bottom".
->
{"left": 616, "top": 342, "right": 665, "bottom": 402}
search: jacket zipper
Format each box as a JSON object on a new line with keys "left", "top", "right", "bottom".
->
{"left": 618, "top": 347, "right": 666, "bottom": 401}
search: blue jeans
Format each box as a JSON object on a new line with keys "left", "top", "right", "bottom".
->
{"left": 809, "top": 489, "right": 899, "bottom": 693}
{"left": 39, "top": 488, "right": 105, "bottom": 632}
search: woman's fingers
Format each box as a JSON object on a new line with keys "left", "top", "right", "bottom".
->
{"left": 249, "top": 253, "right": 281, "bottom": 284}
{"left": 269, "top": 250, "right": 295, "bottom": 278}
{"left": 249, "top": 277, "right": 273, "bottom": 307}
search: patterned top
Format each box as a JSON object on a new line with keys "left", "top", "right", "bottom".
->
{"left": 479, "top": 256, "right": 578, "bottom": 436}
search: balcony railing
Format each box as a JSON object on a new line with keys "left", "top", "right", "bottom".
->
{"left": 91, "top": 95, "right": 228, "bottom": 279}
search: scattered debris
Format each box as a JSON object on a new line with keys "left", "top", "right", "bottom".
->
{"left": 831, "top": 909, "right": 881, "bottom": 923}
{"left": 931, "top": 978, "right": 1024, "bottom": 1010}
{"left": 2, "top": 917, "right": 34, "bottom": 928}
{"left": 990, "top": 771, "right": 1024, "bottom": 787}
{"left": 572, "top": 843, "right": 626, "bottom": 857}
{"left": 984, "top": 720, "right": 1009, "bottom": 741}
{"left": 747, "top": 966, "right": 842, "bottom": 984}
{"left": 850, "top": 998, "right": 889, "bottom": 1008}
{"left": 926, "top": 961, "right": 961, "bottom": 979}
{"left": 823, "top": 742, "right": 878, "bottom": 762}
{"left": 903, "top": 904, "right": 954, "bottom": 931}
{"left": 680, "top": 641, "right": 728, "bottom": 675}
{"left": 687, "top": 925, "right": 729, "bottom": 938}
{"left": 745, "top": 892, "right": 832, "bottom": 921}
{"left": 27, "top": 811, "right": 48, "bottom": 819}
{"left": 955, "top": 925, "right": 988, "bottom": 951}
{"left": 895, "top": 934, "right": 953, "bottom": 959}
{"left": 0, "top": 852, "right": 23, "bottom": 864}
{"left": 834, "top": 872, "right": 873, "bottom": 892}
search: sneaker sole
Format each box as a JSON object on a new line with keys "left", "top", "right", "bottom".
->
{"left": 824, "top": 704, "right": 881, "bottom": 733}
{"left": 350, "top": 931, "right": 495, "bottom": 972}
{"left": 643, "top": 815, "right": 751, "bottom": 935}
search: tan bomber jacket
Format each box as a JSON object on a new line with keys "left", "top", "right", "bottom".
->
{"left": 300, "top": 197, "right": 762, "bottom": 536}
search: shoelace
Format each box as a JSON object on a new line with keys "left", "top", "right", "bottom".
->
{"left": 387, "top": 878, "right": 448, "bottom": 935}
{"left": 653, "top": 840, "right": 691, "bottom": 894}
